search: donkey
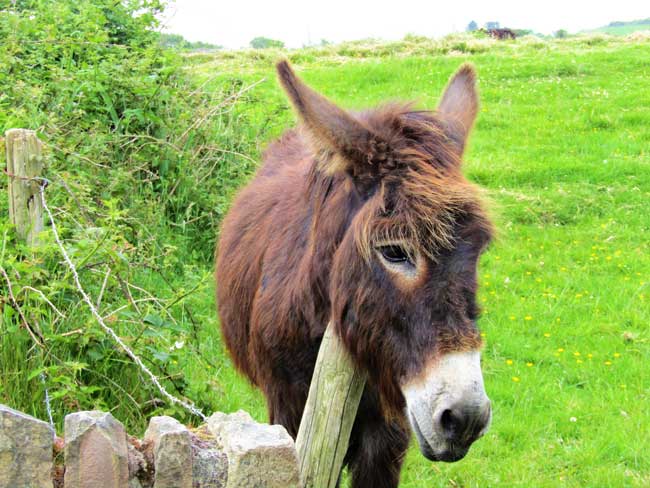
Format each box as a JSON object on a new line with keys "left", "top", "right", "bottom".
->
{"left": 216, "top": 60, "right": 493, "bottom": 487}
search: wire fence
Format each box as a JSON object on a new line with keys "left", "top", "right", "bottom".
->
{"left": 35, "top": 178, "right": 208, "bottom": 422}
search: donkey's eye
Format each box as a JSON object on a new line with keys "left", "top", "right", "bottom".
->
{"left": 378, "top": 245, "right": 411, "bottom": 264}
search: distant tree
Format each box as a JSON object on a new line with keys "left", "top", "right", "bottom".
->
{"left": 554, "top": 29, "right": 568, "bottom": 38}
{"left": 189, "top": 40, "right": 222, "bottom": 50}
{"left": 485, "top": 21, "right": 500, "bottom": 30}
{"left": 513, "top": 29, "right": 533, "bottom": 37}
{"left": 158, "top": 33, "right": 221, "bottom": 50}
{"left": 319, "top": 39, "right": 331, "bottom": 46}
{"left": 159, "top": 33, "right": 189, "bottom": 49}
{"left": 466, "top": 20, "right": 478, "bottom": 32}
{"left": 250, "top": 37, "right": 284, "bottom": 49}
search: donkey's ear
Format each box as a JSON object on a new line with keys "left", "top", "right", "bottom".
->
{"left": 277, "top": 60, "right": 380, "bottom": 176}
{"left": 437, "top": 64, "right": 479, "bottom": 157}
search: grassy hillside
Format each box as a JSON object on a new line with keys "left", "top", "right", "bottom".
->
{"left": 588, "top": 19, "right": 650, "bottom": 35}
{"left": 191, "top": 35, "right": 650, "bottom": 487}
{"left": 2, "top": 25, "right": 649, "bottom": 487}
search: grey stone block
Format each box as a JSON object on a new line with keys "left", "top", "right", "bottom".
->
{"left": 207, "top": 411, "right": 300, "bottom": 488}
{"left": 0, "top": 404, "right": 54, "bottom": 488}
{"left": 190, "top": 425, "right": 227, "bottom": 488}
{"left": 144, "top": 416, "right": 192, "bottom": 488}
{"left": 64, "top": 411, "right": 129, "bottom": 488}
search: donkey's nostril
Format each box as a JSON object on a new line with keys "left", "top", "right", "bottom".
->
{"left": 439, "top": 408, "right": 461, "bottom": 439}
{"left": 437, "top": 401, "right": 491, "bottom": 446}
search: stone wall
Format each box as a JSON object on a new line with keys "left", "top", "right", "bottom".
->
{"left": 0, "top": 404, "right": 301, "bottom": 488}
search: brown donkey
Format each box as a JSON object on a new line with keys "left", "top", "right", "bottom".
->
{"left": 216, "top": 61, "right": 493, "bottom": 487}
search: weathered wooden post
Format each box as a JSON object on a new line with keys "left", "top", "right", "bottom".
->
{"left": 5, "top": 129, "right": 44, "bottom": 247}
{"left": 295, "top": 322, "right": 367, "bottom": 488}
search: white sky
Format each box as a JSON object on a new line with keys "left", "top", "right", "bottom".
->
{"left": 160, "top": 0, "right": 649, "bottom": 49}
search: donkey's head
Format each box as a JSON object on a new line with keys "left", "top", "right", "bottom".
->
{"left": 278, "top": 61, "right": 493, "bottom": 462}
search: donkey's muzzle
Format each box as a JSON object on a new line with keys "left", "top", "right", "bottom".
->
{"left": 409, "top": 397, "right": 491, "bottom": 462}
{"left": 402, "top": 351, "right": 491, "bottom": 463}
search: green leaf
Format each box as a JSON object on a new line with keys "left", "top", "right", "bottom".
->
{"left": 143, "top": 314, "right": 163, "bottom": 327}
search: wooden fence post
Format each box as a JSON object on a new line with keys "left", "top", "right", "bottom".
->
{"left": 5, "top": 129, "right": 44, "bottom": 247}
{"left": 295, "top": 322, "right": 367, "bottom": 488}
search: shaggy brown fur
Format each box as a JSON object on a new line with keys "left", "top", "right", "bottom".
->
{"left": 216, "top": 61, "right": 492, "bottom": 487}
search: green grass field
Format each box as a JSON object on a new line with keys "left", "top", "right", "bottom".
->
{"left": 184, "top": 36, "right": 650, "bottom": 487}
{"left": 2, "top": 30, "right": 649, "bottom": 487}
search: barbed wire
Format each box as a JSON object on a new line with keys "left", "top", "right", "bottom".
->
{"left": 40, "top": 372, "right": 54, "bottom": 429}
{"left": 37, "top": 179, "right": 208, "bottom": 422}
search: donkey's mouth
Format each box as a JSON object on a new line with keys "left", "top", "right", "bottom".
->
{"left": 408, "top": 411, "right": 469, "bottom": 463}
{"left": 409, "top": 411, "right": 437, "bottom": 460}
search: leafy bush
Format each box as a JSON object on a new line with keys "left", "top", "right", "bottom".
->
{"left": 0, "top": 0, "right": 262, "bottom": 430}
{"left": 249, "top": 36, "right": 285, "bottom": 49}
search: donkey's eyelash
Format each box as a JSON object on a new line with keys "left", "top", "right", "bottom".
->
{"left": 377, "top": 245, "right": 412, "bottom": 264}
{"left": 374, "top": 239, "right": 416, "bottom": 254}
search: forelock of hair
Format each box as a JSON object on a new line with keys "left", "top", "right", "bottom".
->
{"left": 351, "top": 106, "right": 489, "bottom": 261}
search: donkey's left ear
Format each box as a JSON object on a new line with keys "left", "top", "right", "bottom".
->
{"left": 437, "top": 64, "right": 479, "bottom": 157}
{"left": 276, "top": 60, "right": 379, "bottom": 171}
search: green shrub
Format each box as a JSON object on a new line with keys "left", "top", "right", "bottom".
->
{"left": 0, "top": 0, "right": 261, "bottom": 431}
{"left": 250, "top": 36, "right": 284, "bottom": 49}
